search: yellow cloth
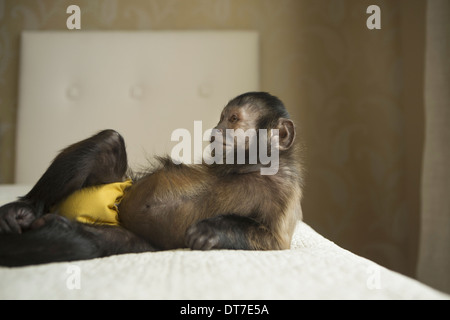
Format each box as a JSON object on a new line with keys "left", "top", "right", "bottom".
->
{"left": 55, "top": 179, "right": 132, "bottom": 226}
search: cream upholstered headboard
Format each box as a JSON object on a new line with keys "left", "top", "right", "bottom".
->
{"left": 15, "top": 31, "right": 259, "bottom": 183}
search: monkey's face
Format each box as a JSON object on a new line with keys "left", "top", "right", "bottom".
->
{"left": 212, "top": 104, "right": 260, "bottom": 152}
{"left": 210, "top": 101, "right": 295, "bottom": 167}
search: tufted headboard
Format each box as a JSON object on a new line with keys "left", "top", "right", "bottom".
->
{"left": 15, "top": 31, "right": 259, "bottom": 183}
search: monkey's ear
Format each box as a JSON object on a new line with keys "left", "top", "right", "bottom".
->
{"left": 276, "top": 118, "right": 296, "bottom": 151}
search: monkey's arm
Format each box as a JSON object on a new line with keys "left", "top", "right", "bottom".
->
{"left": 185, "top": 214, "right": 285, "bottom": 250}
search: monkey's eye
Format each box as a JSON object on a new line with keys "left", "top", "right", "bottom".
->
{"left": 229, "top": 115, "right": 239, "bottom": 123}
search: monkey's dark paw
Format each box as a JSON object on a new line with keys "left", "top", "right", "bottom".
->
{"left": 0, "top": 202, "right": 36, "bottom": 234}
{"left": 185, "top": 221, "right": 220, "bottom": 250}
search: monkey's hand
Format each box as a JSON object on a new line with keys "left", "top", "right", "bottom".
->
{"left": 185, "top": 219, "right": 220, "bottom": 250}
{"left": 185, "top": 215, "right": 261, "bottom": 250}
{"left": 0, "top": 201, "right": 36, "bottom": 234}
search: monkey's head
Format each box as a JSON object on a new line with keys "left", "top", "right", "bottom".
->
{"left": 213, "top": 92, "right": 296, "bottom": 154}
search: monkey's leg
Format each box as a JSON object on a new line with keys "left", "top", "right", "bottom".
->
{"left": 185, "top": 214, "right": 283, "bottom": 250}
{"left": 0, "top": 214, "right": 155, "bottom": 267}
{"left": 0, "top": 129, "right": 128, "bottom": 234}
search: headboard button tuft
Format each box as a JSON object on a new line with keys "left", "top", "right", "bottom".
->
{"left": 198, "top": 83, "right": 213, "bottom": 98}
{"left": 130, "top": 85, "right": 144, "bottom": 100}
{"left": 66, "top": 85, "right": 81, "bottom": 101}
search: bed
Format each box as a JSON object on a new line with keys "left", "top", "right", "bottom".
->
{"left": 1, "top": 31, "right": 448, "bottom": 300}
{"left": 0, "top": 185, "right": 447, "bottom": 299}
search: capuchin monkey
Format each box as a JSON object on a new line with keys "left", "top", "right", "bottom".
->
{"left": 0, "top": 92, "right": 303, "bottom": 266}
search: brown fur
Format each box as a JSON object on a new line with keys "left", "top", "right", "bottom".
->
{"left": 119, "top": 92, "right": 303, "bottom": 250}
{"left": 0, "top": 92, "right": 303, "bottom": 267}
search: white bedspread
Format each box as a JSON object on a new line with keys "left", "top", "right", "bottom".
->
{"left": 0, "top": 185, "right": 448, "bottom": 299}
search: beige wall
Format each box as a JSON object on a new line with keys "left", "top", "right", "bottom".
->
{"left": 0, "top": 0, "right": 426, "bottom": 277}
